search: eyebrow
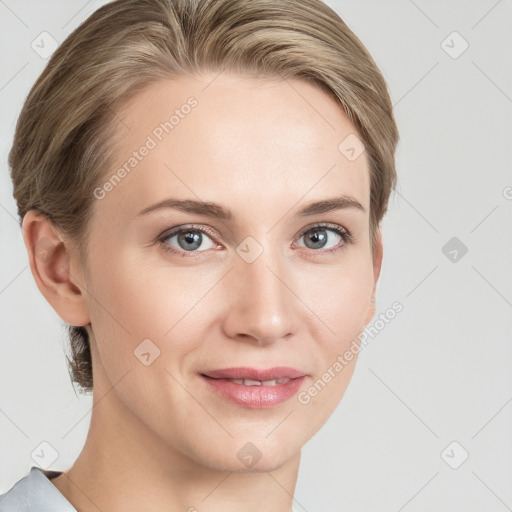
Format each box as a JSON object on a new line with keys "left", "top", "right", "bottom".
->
{"left": 136, "top": 194, "right": 366, "bottom": 219}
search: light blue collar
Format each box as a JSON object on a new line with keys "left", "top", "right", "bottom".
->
{"left": 0, "top": 467, "right": 76, "bottom": 511}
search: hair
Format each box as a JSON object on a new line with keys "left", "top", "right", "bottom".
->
{"left": 9, "top": 0, "right": 399, "bottom": 394}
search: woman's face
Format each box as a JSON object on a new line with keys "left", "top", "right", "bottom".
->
{"left": 77, "top": 72, "right": 381, "bottom": 471}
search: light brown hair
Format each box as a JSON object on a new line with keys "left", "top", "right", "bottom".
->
{"left": 9, "top": 0, "right": 399, "bottom": 393}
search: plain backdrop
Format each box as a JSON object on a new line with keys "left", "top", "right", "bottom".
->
{"left": 1, "top": 1, "right": 511, "bottom": 511}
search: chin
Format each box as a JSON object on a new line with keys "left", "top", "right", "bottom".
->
{"left": 196, "top": 437, "right": 301, "bottom": 474}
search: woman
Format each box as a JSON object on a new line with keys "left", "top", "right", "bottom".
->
{"left": 1, "top": 0, "right": 399, "bottom": 510}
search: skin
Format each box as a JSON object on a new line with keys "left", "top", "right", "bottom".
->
{"left": 22, "top": 72, "right": 382, "bottom": 512}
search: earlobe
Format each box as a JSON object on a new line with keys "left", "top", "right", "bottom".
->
{"left": 21, "top": 210, "right": 91, "bottom": 327}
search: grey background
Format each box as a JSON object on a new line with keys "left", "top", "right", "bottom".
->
{"left": 1, "top": 1, "right": 511, "bottom": 510}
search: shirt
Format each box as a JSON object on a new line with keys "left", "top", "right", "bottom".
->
{"left": 0, "top": 467, "right": 76, "bottom": 511}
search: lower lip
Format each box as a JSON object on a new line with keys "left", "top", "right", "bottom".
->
{"left": 200, "top": 375, "right": 307, "bottom": 409}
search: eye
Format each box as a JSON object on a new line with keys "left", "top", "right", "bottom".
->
{"left": 295, "top": 223, "right": 353, "bottom": 255}
{"left": 158, "top": 224, "right": 218, "bottom": 257}
{"left": 157, "top": 222, "right": 354, "bottom": 258}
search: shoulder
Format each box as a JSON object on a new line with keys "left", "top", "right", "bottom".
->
{"left": 0, "top": 467, "right": 76, "bottom": 512}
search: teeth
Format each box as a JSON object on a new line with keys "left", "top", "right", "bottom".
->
{"left": 227, "top": 378, "right": 290, "bottom": 386}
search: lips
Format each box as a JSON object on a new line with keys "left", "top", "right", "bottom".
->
{"left": 201, "top": 366, "right": 306, "bottom": 381}
{"left": 200, "top": 369, "right": 307, "bottom": 408}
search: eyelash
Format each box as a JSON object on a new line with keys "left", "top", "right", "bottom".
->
{"left": 157, "top": 222, "right": 354, "bottom": 258}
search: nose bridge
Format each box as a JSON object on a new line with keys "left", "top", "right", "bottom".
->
{"left": 224, "top": 239, "right": 295, "bottom": 343}
{"left": 241, "top": 249, "right": 286, "bottom": 306}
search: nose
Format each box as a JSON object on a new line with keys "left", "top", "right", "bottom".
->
{"left": 222, "top": 248, "right": 296, "bottom": 346}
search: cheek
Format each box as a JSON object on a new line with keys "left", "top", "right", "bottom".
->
{"left": 85, "top": 249, "right": 211, "bottom": 378}
{"left": 294, "top": 262, "right": 373, "bottom": 421}
{"left": 87, "top": 246, "right": 178, "bottom": 335}
{"left": 82, "top": 248, "right": 167, "bottom": 375}
{"left": 303, "top": 254, "right": 374, "bottom": 331}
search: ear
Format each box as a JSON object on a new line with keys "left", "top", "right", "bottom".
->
{"left": 363, "top": 230, "right": 383, "bottom": 325}
{"left": 21, "top": 210, "right": 91, "bottom": 327}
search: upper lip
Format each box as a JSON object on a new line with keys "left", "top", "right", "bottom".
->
{"left": 201, "top": 366, "right": 306, "bottom": 381}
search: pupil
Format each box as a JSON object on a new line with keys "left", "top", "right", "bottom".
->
{"left": 306, "top": 228, "right": 327, "bottom": 249}
{"left": 179, "top": 231, "right": 201, "bottom": 251}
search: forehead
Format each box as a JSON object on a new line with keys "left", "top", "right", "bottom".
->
{"left": 101, "top": 72, "right": 370, "bottom": 221}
